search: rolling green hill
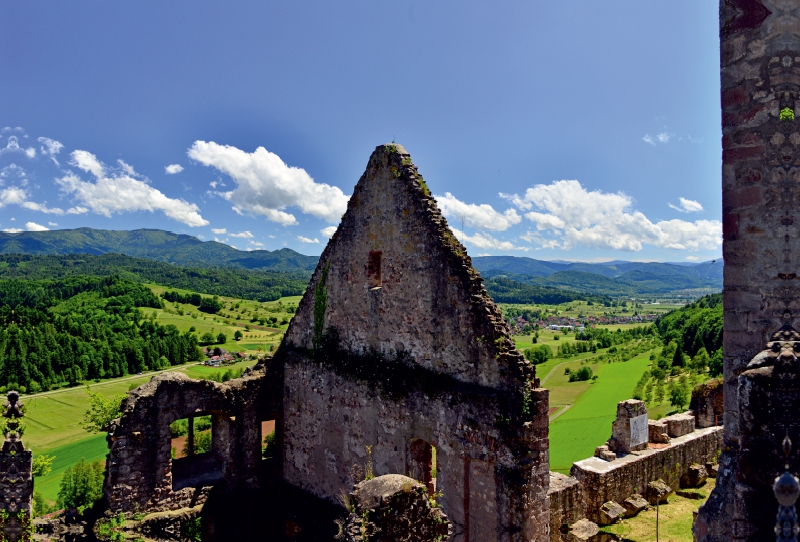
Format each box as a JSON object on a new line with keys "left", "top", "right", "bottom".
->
{"left": 0, "top": 228, "right": 318, "bottom": 272}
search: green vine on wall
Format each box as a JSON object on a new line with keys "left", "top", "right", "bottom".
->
{"left": 313, "top": 262, "right": 330, "bottom": 350}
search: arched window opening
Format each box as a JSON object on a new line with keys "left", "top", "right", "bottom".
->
{"left": 408, "top": 438, "right": 436, "bottom": 494}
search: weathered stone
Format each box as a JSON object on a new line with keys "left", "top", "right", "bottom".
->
{"left": 341, "top": 475, "right": 451, "bottom": 542}
{"left": 622, "top": 494, "right": 649, "bottom": 517}
{"left": 567, "top": 518, "right": 599, "bottom": 540}
{"left": 0, "top": 391, "right": 32, "bottom": 516}
{"left": 648, "top": 419, "right": 670, "bottom": 444}
{"left": 680, "top": 463, "right": 708, "bottom": 488}
{"left": 549, "top": 472, "right": 586, "bottom": 538}
{"left": 705, "top": 462, "right": 718, "bottom": 478}
{"left": 662, "top": 412, "right": 695, "bottom": 438}
{"left": 645, "top": 480, "right": 672, "bottom": 505}
{"left": 690, "top": 378, "right": 724, "bottom": 429}
{"left": 571, "top": 426, "right": 721, "bottom": 522}
{"left": 594, "top": 444, "right": 616, "bottom": 462}
{"left": 607, "top": 400, "right": 648, "bottom": 453}
{"left": 597, "top": 501, "right": 625, "bottom": 525}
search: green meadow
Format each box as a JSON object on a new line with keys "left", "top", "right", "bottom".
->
{"left": 34, "top": 434, "right": 109, "bottom": 504}
{"left": 548, "top": 351, "right": 654, "bottom": 473}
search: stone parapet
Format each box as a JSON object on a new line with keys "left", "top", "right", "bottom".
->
{"left": 571, "top": 426, "right": 722, "bottom": 522}
{"left": 548, "top": 472, "right": 586, "bottom": 540}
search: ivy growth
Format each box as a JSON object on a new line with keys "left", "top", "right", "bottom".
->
{"left": 313, "top": 262, "right": 331, "bottom": 350}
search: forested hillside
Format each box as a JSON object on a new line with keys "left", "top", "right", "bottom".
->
{"left": 0, "top": 254, "right": 308, "bottom": 302}
{"left": 655, "top": 293, "right": 723, "bottom": 375}
{"left": 484, "top": 277, "right": 609, "bottom": 305}
{"left": 0, "top": 228, "right": 318, "bottom": 272}
{"left": 0, "top": 276, "right": 202, "bottom": 391}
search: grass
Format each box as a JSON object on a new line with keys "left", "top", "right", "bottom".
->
{"left": 602, "top": 478, "right": 716, "bottom": 542}
{"left": 549, "top": 351, "right": 654, "bottom": 473}
{"left": 34, "top": 433, "right": 108, "bottom": 504}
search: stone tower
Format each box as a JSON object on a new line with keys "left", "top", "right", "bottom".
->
{"left": 695, "top": 2, "right": 800, "bottom": 540}
{"left": 279, "top": 144, "right": 551, "bottom": 541}
{"left": 0, "top": 391, "right": 33, "bottom": 517}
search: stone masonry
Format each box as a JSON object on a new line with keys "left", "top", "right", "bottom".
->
{"left": 279, "top": 144, "right": 550, "bottom": 542}
{"left": 696, "top": 2, "right": 800, "bottom": 540}
{"left": 0, "top": 391, "right": 32, "bottom": 516}
{"left": 104, "top": 144, "right": 551, "bottom": 541}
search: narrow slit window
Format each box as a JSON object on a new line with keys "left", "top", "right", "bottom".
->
{"left": 367, "top": 251, "right": 382, "bottom": 288}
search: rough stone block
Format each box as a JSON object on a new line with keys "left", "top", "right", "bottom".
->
{"left": 705, "top": 462, "right": 718, "bottom": 478}
{"left": 645, "top": 480, "right": 673, "bottom": 505}
{"left": 623, "top": 494, "right": 649, "bottom": 517}
{"left": 568, "top": 518, "right": 599, "bottom": 540}
{"left": 608, "top": 400, "right": 648, "bottom": 453}
{"left": 664, "top": 412, "right": 695, "bottom": 438}
{"left": 680, "top": 463, "right": 708, "bottom": 488}
{"left": 597, "top": 501, "right": 626, "bottom": 525}
{"left": 648, "top": 420, "right": 670, "bottom": 444}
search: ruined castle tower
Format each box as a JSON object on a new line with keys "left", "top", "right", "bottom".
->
{"left": 0, "top": 391, "right": 33, "bottom": 517}
{"left": 280, "top": 144, "right": 551, "bottom": 541}
{"left": 695, "top": 2, "right": 800, "bottom": 540}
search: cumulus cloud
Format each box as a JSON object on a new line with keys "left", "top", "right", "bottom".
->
{"left": 0, "top": 187, "right": 28, "bottom": 206}
{"left": 297, "top": 236, "right": 319, "bottom": 244}
{"left": 165, "top": 164, "right": 184, "bottom": 174}
{"left": 229, "top": 231, "right": 253, "bottom": 238}
{"left": 188, "top": 141, "right": 349, "bottom": 225}
{"left": 320, "top": 226, "right": 337, "bottom": 238}
{"left": 435, "top": 192, "right": 521, "bottom": 231}
{"left": 669, "top": 197, "right": 704, "bottom": 213}
{"left": 451, "top": 228, "right": 528, "bottom": 252}
{"left": 25, "top": 222, "right": 48, "bottom": 231}
{"left": 48, "top": 222, "right": 58, "bottom": 226}
{"left": 685, "top": 255, "right": 700, "bottom": 261}
{"left": 504, "top": 180, "right": 721, "bottom": 252}
{"left": 211, "top": 228, "right": 227, "bottom": 234}
{"left": 57, "top": 150, "right": 208, "bottom": 227}
{"left": 0, "top": 136, "right": 36, "bottom": 158}
{"left": 2, "top": 228, "right": 22, "bottom": 234}
{"left": 21, "top": 201, "right": 64, "bottom": 214}
{"left": 37, "top": 137, "right": 64, "bottom": 165}
{"left": 643, "top": 132, "right": 675, "bottom": 146}
{"left": 249, "top": 240, "right": 265, "bottom": 248}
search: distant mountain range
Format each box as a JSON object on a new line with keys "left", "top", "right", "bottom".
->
{"left": 470, "top": 256, "right": 722, "bottom": 297}
{"left": 0, "top": 228, "right": 721, "bottom": 298}
{"left": 0, "top": 228, "right": 318, "bottom": 272}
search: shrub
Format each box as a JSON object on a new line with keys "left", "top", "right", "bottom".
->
{"left": 568, "top": 366, "right": 593, "bottom": 382}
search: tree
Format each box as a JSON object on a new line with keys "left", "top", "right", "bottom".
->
{"left": 200, "top": 331, "right": 216, "bottom": 345}
{"left": 672, "top": 342, "right": 685, "bottom": 367}
{"left": 82, "top": 387, "right": 125, "bottom": 433}
{"left": 669, "top": 385, "right": 689, "bottom": 410}
{"left": 182, "top": 430, "right": 212, "bottom": 455}
{"left": 691, "top": 347, "right": 710, "bottom": 372}
{"left": 709, "top": 350, "right": 723, "bottom": 377}
{"left": 57, "top": 459, "right": 105, "bottom": 511}
{"left": 233, "top": 330, "right": 243, "bottom": 341}
{"left": 217, "top": 332, "right": 227, "bottom": 344}
{"left": 32, "top": 454, "right": 54, "bottom": 478}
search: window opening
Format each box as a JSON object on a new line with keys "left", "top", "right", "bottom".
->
{"left": 408, "top": 438, "right": 436, "bottom": 494}
{"left": 367, "top": 251, "right": 382, "bottom": 288}
{"left": 170, "top": 415, "right": 212, "bottom": 459}
{"left": 170, "top": 413, "right": 224, "bottom": 491}
{"left": 261, "top": 419, "right": 277, "bottom": 460}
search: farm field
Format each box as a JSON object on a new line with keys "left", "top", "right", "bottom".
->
{"left": 34, "top": 434, "right": 108, "bottom": 504}
{"left": 549, "top": 351, "right": 654, "bottom": 473}
{"left": 145, "top": 285, "right": 300, "bottom": 354}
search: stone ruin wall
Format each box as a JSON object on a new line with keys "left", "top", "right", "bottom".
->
{"left": 570, "top": 426, "right": 722, "bottom": 524}
{"left": 696, "top": 1, "right": 800, "bottom": 540}
{"left": 104, "top": 366, "right": 280, "bottom": 514}
{"left": 547, "top": 472, "right": 585, "bottom": 541}
{"left": 284, "top": 144, "right": 533, "bottom": 392}
{"left": 279, "top": 144, "right": 551, "bottom": 542}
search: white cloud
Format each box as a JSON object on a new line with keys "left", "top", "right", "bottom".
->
{"left": 48, "top": 222, "right": 58, "bottom": 226}
{"left": 435, "top": 192, "right": 521, "bottom": 231}
{"left": 657, "top": 132, "right": 674, "bottom": 143}
{"left": 21, "top": 201, "right": 64, "bottom": 215}
{"left": 668, "top": 197, "right": 704, "bottom": 213}
{"left": 25, "top": 148, "right": 35, "bottom": 158}
{"left": 643, "top": 132, "right": 676, "bottom": 146}
{"left": 165, "top": 164, "right": 184, "bottom": 174}
{"left": 25, "top": 221, "right": 48, "bottom": 231}
{"left": 320, "top": 226, "right": 337, "bottom": 238}
{"left": 229, "top": 231, "right": 254, "bottom": 238}
{"left": 37, "top": 137, "right": 64, "bottom": 165}
{"left": 0, "top": 187, "right": 28, "bottom": 206}
{"left": 188, "top": 141, "right": 349, "bottom": 225}
{"left": 249, "top": 240, "right": 265, "bottom": 248}
{"left": 505, "top": 180, "right": 721, "bottom": 252}
{"left": 685, "top": 255, "right": 700, "bottom": 261}
{"left": 297, "top": 235, "right": 319, "bottom": 244}
{"left": 57, "top": 150, "right": 208, "bottom": 227}
{"left": 2, "top": 228, "right": 22, "bottom": 234}
{"left": 451, "top": 227, "right": 528, "bottom": 251}
{"left": 643, "top": 135, "right": 656, "bottom": 146}
{"left": 0, "top": 136, "right": 35, "bottom": 158}
{"left": 211, "top": 228, "right": 227, "bottom": 234}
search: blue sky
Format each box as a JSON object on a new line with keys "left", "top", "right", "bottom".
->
{"left": 1, "top": 1, "right": 721, "bottom": 262}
